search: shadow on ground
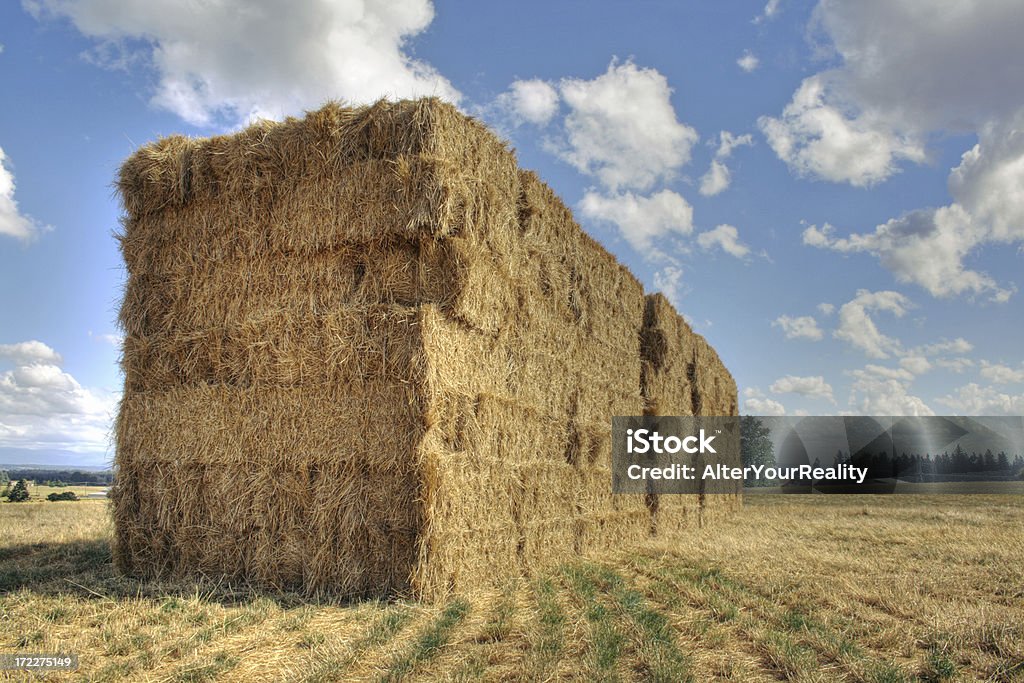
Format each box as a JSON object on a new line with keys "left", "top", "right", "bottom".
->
{"left": 0, "top": 539, "right": 381, "bottom": 608}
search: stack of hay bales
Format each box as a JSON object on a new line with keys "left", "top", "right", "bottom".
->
{"left": 640, "top": 293, "right": 741, "bottom": 532}
{"left": 113, "top": 99, "right": 660, "bottom": 600}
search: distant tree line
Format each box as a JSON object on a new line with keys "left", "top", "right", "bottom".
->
{"left": 838, "top": 445, "right": 1022, "bottom": 480}
{"left": 0, "top": 469, "right": 113, "bottom": 486}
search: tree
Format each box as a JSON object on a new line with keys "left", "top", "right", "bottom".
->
{"left": 6, "top": 479, "right": 30, "bottom": 503}
{"left": 997, "top": 451, "right": 1010, "bottom": 471}
{"left": 740, "top": 416, "right": 775, "bottom": 485}
{"left": 47, "top": 491, "right": 78, "bottom": 502}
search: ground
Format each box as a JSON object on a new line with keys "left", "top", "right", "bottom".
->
{"left": 0, "top": 494, "right": 1021, "bottom": 681}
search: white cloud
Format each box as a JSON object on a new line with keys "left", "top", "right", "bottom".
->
{"left": 699, "top": 160, "right": 730, "bottom": 197}
{"left": 817, "top": 302, "right": 835, "bottom": 316}
{"left": 811, "top": 0, "right": 1024, "bottom": 135}
{"left": 697, "top": 224, "right": 749, "bottom": 259}
{"left": 0, "top": 341, "right": 117, "bottom": 453}
{"left": 937, "top": 383, "right": 1024, "bottom": 416}
{"left": 0, "top": 146, "right": 46, "bottom": 241}
{"left": 653, "top": 265, "right": 685, "bottom": 309}
{"left": 744, "top": 397, "right": 786, "bottom": 416}
{"left": 737, "top": 51, "right": 759, "bottom": 73}
{"left": 847, "top": 368, "right": 933, "bottom": 416}
{"left": 769, "top": 375, "right": 835, "bottom": 403}
{"left": 759, "top": 75, "right": 925, "bottom": 187}
{"left": 716, "top": 131, "right": 753, "bottom": 159}
{"left": 833, "top": 289, "right": 910, "bottom": 359}
{"left": 700, "top": 131, "right": 753, "bottom": 196}
{"left": 495, "top": 79, "right": 559, "bottom": 126}
{"left": 579, "top": 189, "right": 693, "bottom": 254}
{"left": 770, "top": 2, "right": 1024, "bottom": 299}
{"left": 0, "top": 340, "right": 63, "bottom": 365}
{"left": 802, "top": 205, "right": 1009, "bottom": 300}
{"left": 980, "top": 361, "right": 1024, "bottom": 385}
{"left": 772, "top": 315, "right": 823, "bottom": 341}
{"left": 916, "top": 338, "right": 973, "bottom": 356}
{"left": 27, "top": 0, "right": 460, "bottom": 127}
{"left": 554, "top": 59, "right": 698, "bottom": 192}
{"left": 935, "top": 357, "right": 974, "bottom": 374}
{"left": 861, "top": 364, "right": 914, "bottom": 382}
{"left": 899, "top": 355, "right": 931, "bottom": 375}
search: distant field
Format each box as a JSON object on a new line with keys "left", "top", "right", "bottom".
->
{"left": 2, "top": 483, "right": 110, "bottom": 502}
{"left": 1, "top": 495, "right": 1021, "bottom": 681}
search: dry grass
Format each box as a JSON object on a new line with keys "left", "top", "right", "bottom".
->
{"left": 2, "top": 494, "right": 1021, "bottom": 681}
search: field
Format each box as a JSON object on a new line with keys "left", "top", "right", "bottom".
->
{"left": 1, "top": 495, "right": 1021, "bottom": 681}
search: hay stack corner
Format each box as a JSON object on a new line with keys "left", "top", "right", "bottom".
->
{"left": 112, "top": 97, "right": 739, "bottom": 601}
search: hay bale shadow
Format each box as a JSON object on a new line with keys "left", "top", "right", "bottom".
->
{"left": 0, "top": 539, "right": 385, "bottom": 609}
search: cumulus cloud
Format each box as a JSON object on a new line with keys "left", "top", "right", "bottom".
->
{"left": 0, "top": 340, "right": 63, "bottom": 365}
{"left": 916, "top": 338, "right": 973, "bottom": 356}
{"left": 772, "top": 315, "right": 823, "bottom": 341}
{"left": 500, "top": 60, "right": 702, "bottom": 264}
{"left": 0, "top": 340, "right": 117, "bottom": 453}
{"left": 770, "top": 1, "right": 1024, "bottom": 299}
{"left": 744, "top": 396, "right": 786, "bottom": 416}
{"left": 860, "top": 364, "right": 914, "bottom": 383}
{"left": 699, "top": 131, "right": 753, "bottom": 196}
{"left": 759, "top": 75, "right": 925, "bottom": 187}
{"left": 980, "top": 361, "right": 1024, "bottom": 385}
{"left": 802, "top": 201, "right": 1010, "bottom": 301}
{"left": 699, "top": 160, "right": 730, "bottom": 197}
{"left": 934, "top": 357, "right": 974, "bottom": 374}
{"left": 817, "top": 302, "right": 835, "bottom": 316}
{"left": 937, "top": 383, "right": 1024, "bottom": 416}
{"left": 552, "top": 59, "right": 698, "bottom": 192}
{"left": 769, "top": 375, "right": 835, "bottom": 403}
{"left": 833, "top": 289, "right": 910, "bottom": 359}
{"left": 737, "top": 51, "right": 759, "bottom": 73}
{"left": 495, "top": 79, "right": 559, "bottom": 126}
{"left": 696, "top": 224, "right": 749, "bottom": 259}
{"left": 899, "top": 355, "right": 931, "bottom": 375}
{"left": 579, "top": 189, "right": 693, "bottom": 254}
{"left": 26, "top": 0, "right": 460, "bottom": 127}
{"left": 847, "top": 368, "right": 933, "bottom": 416}
{"left": 0, "top": 146, "right": 46, "bottom": 241}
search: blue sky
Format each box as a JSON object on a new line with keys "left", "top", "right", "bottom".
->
{"left": 1, "top": 0, "right": 1023, "bottom": 467}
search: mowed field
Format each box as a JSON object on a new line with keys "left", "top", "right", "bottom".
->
{"left": 1, "top": 494, "right": 1021, "bottom": 682}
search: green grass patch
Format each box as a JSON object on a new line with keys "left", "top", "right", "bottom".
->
{"left": 380, "top": 599, "right": 469, "bottom": 682}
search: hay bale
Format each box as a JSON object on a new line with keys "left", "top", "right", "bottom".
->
{"left": 113, "top": 98, "right": 726, "bottom": 601}
{"left": 639, "top": 293, "right": 741, "bottom": 532}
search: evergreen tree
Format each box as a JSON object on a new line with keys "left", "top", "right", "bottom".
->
{"left": 984, "top": 449, "right": 997, "bottom": 471}
{"left": 6, "top": 479, "right": 30, "bottom": 503}
{"left": 740, "top": 416, "right": 775, "bottom": 485}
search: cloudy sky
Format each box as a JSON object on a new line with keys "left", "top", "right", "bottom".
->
{"left": 1, "top": 0, "right": 1023, "bottom": 466}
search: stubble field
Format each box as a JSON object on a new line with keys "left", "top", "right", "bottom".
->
{"left": 1, "top": 494, "right": 1021, "bottom": 681}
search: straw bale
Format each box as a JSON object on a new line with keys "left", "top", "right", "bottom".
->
{"left": 638, "top": 293, "right": 740, "bottom": 533}
{"left": 114, "top": 98, "right": 734, "bottom": 602}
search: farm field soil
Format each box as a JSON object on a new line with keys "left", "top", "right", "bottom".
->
{"left": 1, "top": 495, "right": 1021, "bottom": 681}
